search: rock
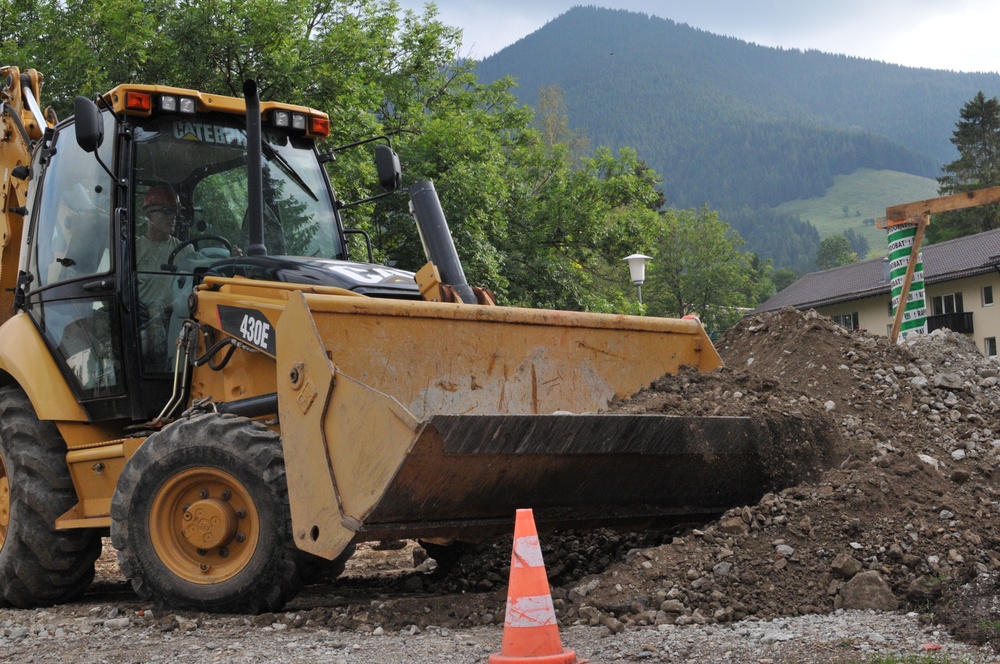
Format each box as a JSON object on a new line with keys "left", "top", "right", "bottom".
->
{"left": 570, "top": 579, "right": 601, "bottom": 601}
{"left": 831, "top": 553, "right": 863, "bottom": 579}
{"left": 840, "top": 571, "right": 897, "bottom": 611}
{"left": 719, "top": 516, "right": 749, "bottom": 535}
{"left": 917, "top": 454, "right": 941, "bottom": 470}
{"left": 660, "top": 600, "right": 685, "bottom": 613}
{"left": 712, "top": 562, "right": 732, "bottom": 576}
{"left": 599, "top": 613, "right": 624, "bottom": 634}
{"left": 933, "top": 373, "right": 963, "bottom": 389}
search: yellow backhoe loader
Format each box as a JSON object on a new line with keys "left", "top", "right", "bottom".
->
{"left": 0, "top": 67, "right": 786, "bottom": 613}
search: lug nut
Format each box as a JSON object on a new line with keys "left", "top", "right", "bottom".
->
{"left": 235, "top": 532, "right": 246, "bottom": 543}
{"left": 199, "top": 489, "right": 209, "bottom": 499}
{"left": 236, "top": 509, "right": 247, "bottom": 519}
{"left": 196, "top": 548, "right": 207, "bottom": 556}
{"left": 221, "top": 490, "right": 231, "bottom": 501}
{"left": 218, "top": 548, "right": 229, "bottom": 558}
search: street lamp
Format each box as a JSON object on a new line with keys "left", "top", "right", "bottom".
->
{"left": 622, "top": 253, "right": 652, "bottom": 304}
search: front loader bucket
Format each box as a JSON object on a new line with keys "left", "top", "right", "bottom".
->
{"left": 359, "top": 412, "right": 765, "bottom": 542}
{"left": 275, "top": 293, "right": 770, "bottom": 560}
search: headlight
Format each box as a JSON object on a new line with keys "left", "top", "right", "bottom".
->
{"left": 271, "top": 110, "right": 290, "bottom": 128}
{"left": 159, "top": 95, "right": 196, "bottom": 114}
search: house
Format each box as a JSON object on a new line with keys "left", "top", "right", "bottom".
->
{"left": 756, "top": 227, "right": 1000, "bottom": 358}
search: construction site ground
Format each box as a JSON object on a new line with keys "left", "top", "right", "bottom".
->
{"left": 5, "top": 307, "right": 1000, "bottom": 662}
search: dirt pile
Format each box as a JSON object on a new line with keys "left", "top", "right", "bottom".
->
{"left": 558, "top": 307, "right": 1000, "bottom": 646}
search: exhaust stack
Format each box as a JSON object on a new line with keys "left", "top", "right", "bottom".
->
{"left": 409, "top": 180, "right": 477, "bottom": 305}
{"left": 243, "top": 79, "right": 266, "bottom": 257}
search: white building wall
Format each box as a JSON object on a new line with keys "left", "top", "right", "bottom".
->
{"left": 814, "top": 272, "right": 1000, "bottom": 359}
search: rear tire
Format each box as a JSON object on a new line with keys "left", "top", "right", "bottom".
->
{"left": 0, "top": 386, "right": 101, "bottom": 607}
{"left": 111, "top": 413, "right": 306, "bottom": 613}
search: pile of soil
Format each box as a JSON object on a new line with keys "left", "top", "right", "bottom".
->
{"left": 208, "top": 306, "right": 1000, "bottom": 650}
{"left": 549, "top": 307, "right": 1000, "bottom": 646}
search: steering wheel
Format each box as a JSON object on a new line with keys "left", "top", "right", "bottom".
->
{"left": 162, "top": 235, "right": 234, "bottom": 271}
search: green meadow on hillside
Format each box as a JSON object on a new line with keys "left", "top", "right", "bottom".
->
{"left": 774, "top": 169, "right": 939, "bottom": 258}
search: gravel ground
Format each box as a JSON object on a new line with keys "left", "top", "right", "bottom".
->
{"left": 1, "top": 603, "right": 997, "bottom": 663}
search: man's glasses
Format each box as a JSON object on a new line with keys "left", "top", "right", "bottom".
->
{"left": 148, "top": 206, "right": 178, "bottom": 216}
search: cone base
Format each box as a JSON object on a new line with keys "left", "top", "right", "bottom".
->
{"left": 489, "top": 648, "right": 578, "bottom": 664}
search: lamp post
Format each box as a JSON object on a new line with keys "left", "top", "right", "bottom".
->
{"left": 622, "top": 253, "right": 651, "bottom": 305}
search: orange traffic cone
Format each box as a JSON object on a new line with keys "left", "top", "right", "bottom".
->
{"left": 489, "top": 509, "right": 578, "bottom": 664}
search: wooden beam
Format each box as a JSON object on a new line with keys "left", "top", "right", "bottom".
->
{"left": 885, "top": 185, "right": 1000, "bottom": 223}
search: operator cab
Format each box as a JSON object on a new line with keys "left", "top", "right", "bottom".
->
{"left": 20, "top": 86, "right": 411, "bottom": 421}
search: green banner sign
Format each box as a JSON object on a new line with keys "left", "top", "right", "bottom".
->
{"left": 887, "top": 224, "right": 927, "bottom": 338}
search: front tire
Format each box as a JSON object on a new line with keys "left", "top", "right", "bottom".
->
{"left": 110, "top": 413, "right": 306, "bottom": 613}
{"left": 0, "top": 386, "right": 101, "bottom": 607}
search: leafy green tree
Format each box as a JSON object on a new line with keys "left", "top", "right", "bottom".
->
{"left": 535, "top": 86, "right": 589, "bottom": 160}
{"left": 843, "top": 227, "right": 870, "bottom": 258}
{"left": 930, "top": 91, "right": 1000, "bottom": 242}
{"left": 498, "top": 145, "right": 664, "bottom": 312}
{"left": 644, "top": 207, "right": 769, "bottom": 332}
{"left": 772, "top": 267, "right": 800, "bottom": 292}
{"left": 815, "top": 234, "right": 857, "bottom": 270}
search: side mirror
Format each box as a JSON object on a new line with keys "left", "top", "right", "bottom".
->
{"left": 374, "top": 144, "right": 401, "bottom": 193}
{"left": 74, "top": 96, "right": 104, "bottom": 153}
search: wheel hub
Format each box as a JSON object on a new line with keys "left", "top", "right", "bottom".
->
{"left": 149, "top": 467, "right": 259, "bottom": 584}
{"left": 182, "top": 498, "right": 237, "bottom": 550}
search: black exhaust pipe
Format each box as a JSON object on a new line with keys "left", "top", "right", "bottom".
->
{"left": 243, "top": 80, "right": 266, "bottom": 257}
{"left": 409, "top": 180, "right": 477, "bottom": 304}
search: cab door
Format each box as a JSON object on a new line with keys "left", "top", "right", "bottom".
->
{"left": 22, "top": 115, "right": 129, "bottom": 421}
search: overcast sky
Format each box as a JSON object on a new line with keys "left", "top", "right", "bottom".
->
{"left": 395, "top": 1, "right": 1000, "bottom": 74}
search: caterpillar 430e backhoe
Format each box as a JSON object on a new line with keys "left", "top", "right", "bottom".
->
{"left": 0, "top": 66, "right": 792, "bottom": 613}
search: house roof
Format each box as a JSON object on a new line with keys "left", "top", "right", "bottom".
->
{"left": 758, "top": 227, "right": 1000, "bottom": 312}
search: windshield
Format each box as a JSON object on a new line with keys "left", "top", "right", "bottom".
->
{"left": 131, "top": 114, "right": 343, "bottom": 259}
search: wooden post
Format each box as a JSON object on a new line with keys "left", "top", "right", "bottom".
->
{"left": 889, "top": 215, "right": 928, "bottom": 344}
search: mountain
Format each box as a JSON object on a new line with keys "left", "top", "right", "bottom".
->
{"left": 472, "top": 7, "right": 1000, "bottom": 269}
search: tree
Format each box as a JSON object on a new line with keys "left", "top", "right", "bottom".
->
{"left": 644, "top": 207, "right": 770, "bottom": 333}
{"left": 815, "top": 235, "right": 857, "bottom": 270}
{"left": 534, "top": 86, "right": 589, "bottom": 159}
{"left": 843, "top": 228, "right": 870, "bottom": 259}
{"left": 930, "top": 91, "right": 1000, "bottom": 242}
{"left": 772, "top": 267, "right": 799, "bottom": 292}
{"left": 496, "top": 144, "right": 665, "bottom": 312}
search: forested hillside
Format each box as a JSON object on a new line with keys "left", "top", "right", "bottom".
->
{"left": 473, "top": 6, "right": 1000, "bottom": 269}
